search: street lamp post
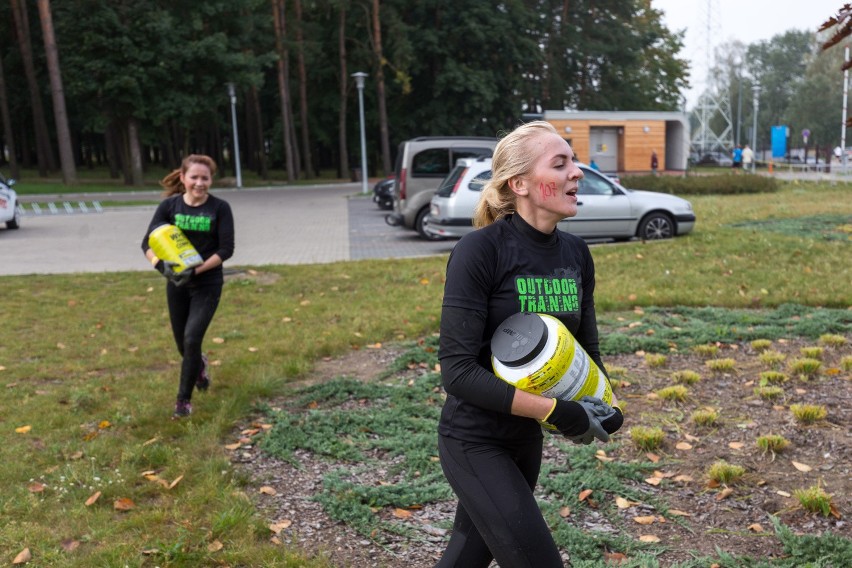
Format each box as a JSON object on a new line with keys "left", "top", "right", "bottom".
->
{"left": 352, "top": 72, "right": 369, "bottom": 195}
{"left": 227, "top": 83, "right": 243, "bottom": 189}
{"left": 752, "top": 81, "right": 761, "bottom": 173}
{"left": 842, "top": 46, "right": 850, "bottom": 172}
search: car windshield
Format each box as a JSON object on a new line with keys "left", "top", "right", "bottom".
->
{"left": 436, "top": 165, "right": 467, "bottom": 197}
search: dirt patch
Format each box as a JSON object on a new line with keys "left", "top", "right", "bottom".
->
{"left": 231, "top": 337, "right": 851, "bottom": 567}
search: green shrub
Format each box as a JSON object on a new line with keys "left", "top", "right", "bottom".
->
{"left": 620, "top": 173, "right": 779, "bottom": 195}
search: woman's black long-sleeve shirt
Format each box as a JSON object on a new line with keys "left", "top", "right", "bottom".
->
{"left": 438, "top": 213, "right": 606, "bottom": 443}
{"left": 141, "top": 194, "right": 235, "bottom": 286}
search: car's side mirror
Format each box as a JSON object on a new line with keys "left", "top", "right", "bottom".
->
{"left": 7, "top": 179, "right": 15, "bottom": 186}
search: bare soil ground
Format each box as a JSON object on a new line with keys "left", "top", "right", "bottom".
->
{"left": 230, "top": 337, "right": 851, "bottom": 567}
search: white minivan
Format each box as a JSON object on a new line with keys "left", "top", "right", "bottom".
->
{"left": 424, "top": 158, "right": 696, "bottom": 241}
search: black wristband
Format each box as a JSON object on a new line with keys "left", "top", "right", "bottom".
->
{"left": 154, "top": 260, "right": 165, "bottom": 274}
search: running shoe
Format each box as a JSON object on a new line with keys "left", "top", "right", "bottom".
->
{"left": 196, "top": 353, "right": 211, "bottom": 392}
{"left": 172, "top": 400, "right": 192, "bottom": 419}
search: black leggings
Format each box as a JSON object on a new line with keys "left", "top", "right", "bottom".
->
{"left": 166, "top": 282, "right": 222, "bottom": 402}
{"left": 435, "top": 434, "right": 564, "bottom": 568}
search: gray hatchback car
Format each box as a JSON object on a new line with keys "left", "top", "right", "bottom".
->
{"left": 424, "top": 158, "right": 696, "bottom": 241}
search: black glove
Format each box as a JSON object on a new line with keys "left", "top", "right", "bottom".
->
{"left": 543, "top": 396, "right": 616, "bottom": 445}
{"left": 571, "top": 396, "right": 621, "bottom": 444}
{"left": 601, "top": 406, "right": 624, "bottom": 435}
{"left": 156, "top": 260, "right": 193, "bottom": 287}
{"left": 543, "top": 399, "right": 594, "bottom": 440}
{"left": 169, "top": 267, "right": 194, "bottom": 287}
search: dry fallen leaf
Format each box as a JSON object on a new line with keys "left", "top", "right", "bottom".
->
{"left": 672, "top": 475, "right": 693, "bottom": 483}
{"left": 646, "top": 452, "right": 660, "bottom": 463}
{"left": 669, "top": 509, "right": 692, "bottom": 517}
{"left": 393, "top": 508, "right": 413, "bottom": 519}
{"left": 259, "top": 486, "right": 277, "bottom": 496}
{"left": 675, "top": 442, "right": 693, "bottom": 450}
{"left": 12, "top": 548, "right": 31, "bottom": 564}
{"left": 15, "top": 425, "right": 31, "bottom": 434}
{"left": 27, "top": 482, "right": 45, "bottom": 493}
{"left": 168, "top": 475, "right": 184, "bottom": 490}
{"left": 212, "top": 337, "right": 225, "bottom": 344}
{"left": 207, "top": 540, "right": 224, "bottom": 552}
{"left": 633, "top": 515, "right": 657, "bottom": 525}
{"left": 615, "top": 497, "right": 637, "bottom": 509}
{"left": 776, "top": 490, "right": 792, "bottom": 497}
{"left": 604, "top": 551, "right": 628, "bottom": 563}
{"left": 269, "top": 520, "right": 292, "bottom": 534}
{"left": 792, "top": 461, "right": 813, "bottom": 473}
{"left": 716, "top": 487, "right": 734, "bottom": 501}
{"left": 644, "top": 477, "right": 662, "bottom": 486}
{"left": 113, "top": 497, "right": 135, "bottom": 511}
{"left": 683, "top": 433, "right": 700, "bottom": 442}
{"left": 224, "top": 442, "right": 241, "bottom": 450}
{"left": 85, "top": 491, "right": 102, "bottom": 506}
{"left": 748, "top": 523, "right": 764, "bottom": 532}
{"left": 60, "top": 539, "right": 80, "bottom": 552}
{"left": 559, "top": 506, "right": 571, "bottom": 517}
{"left": 639, "top": 534, "right": 660, "bottom": 543}
{"left": 578, "top": 489, "right": 593, "bottom": 501}
{"left": 728, "top": 442, "right": 745, "bottom": 449}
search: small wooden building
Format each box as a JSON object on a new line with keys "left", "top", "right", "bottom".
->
{"left": 543, "top": 110, "right": 690, "bottom": 173}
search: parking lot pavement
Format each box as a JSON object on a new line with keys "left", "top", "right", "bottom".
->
{"left": 0, "top": 183, "right": 456, "bottom": 277}
{"left": 348, "top": 194, "right": 456, "bottom": 261}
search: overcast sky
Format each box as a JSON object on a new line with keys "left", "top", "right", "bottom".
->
{"left": 653, "top": 0, "right": 844, "bottom": 106}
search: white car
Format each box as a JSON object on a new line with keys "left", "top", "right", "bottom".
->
{"left": 424, "top": 158, "right": 695, "bottom": 241}
{"left": 0, "top": 173, "right": 20, "bottom": 230}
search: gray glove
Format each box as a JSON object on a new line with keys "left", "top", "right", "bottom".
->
{"left": 568, "top": 396, "right": 617, "bottom": 445}
{"left": 159, "top": 261, "right": 193, "bottom": 287}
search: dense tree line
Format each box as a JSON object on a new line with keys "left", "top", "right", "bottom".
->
{"left": 0, "top": 0, "right": 688, "bottom": 185}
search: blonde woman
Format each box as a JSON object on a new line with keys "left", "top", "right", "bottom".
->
{"left": 142, "top": 155, "right": 234, "bottom": 419}
{"left": 435, "top": 121, "right": 621, "bottom": 567}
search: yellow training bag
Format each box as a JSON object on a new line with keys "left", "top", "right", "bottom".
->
{"left": 148, "top": 224, "right": 203, "bottom": 274}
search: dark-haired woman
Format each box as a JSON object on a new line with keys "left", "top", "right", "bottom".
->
{"left": 141, "top": 154, "right": 234, "bottom": 419}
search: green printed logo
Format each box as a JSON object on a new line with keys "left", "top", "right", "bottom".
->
{"left": 515, "top": 276, "right": 579, "bottom": 313}
{"left": 175, "top": 213, "right": 211, "bottom": 233}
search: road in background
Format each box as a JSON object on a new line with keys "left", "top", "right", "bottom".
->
{"left": 0, "top": 183, "right": 457, "bottom": 277}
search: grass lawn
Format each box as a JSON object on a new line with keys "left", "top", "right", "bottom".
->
{"left": 0, "top": 180, "right": 849, "bottom": 566}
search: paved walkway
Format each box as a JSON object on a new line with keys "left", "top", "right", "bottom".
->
{"left": 0, "top": 183, "right": 456, "bottom": 276}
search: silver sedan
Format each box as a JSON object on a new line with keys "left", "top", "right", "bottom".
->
{"left": 426, "top": 160, "right": 695, "bottom": 241}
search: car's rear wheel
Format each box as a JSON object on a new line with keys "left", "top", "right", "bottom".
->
{"left": 6, "top": 206, "right": 20, "bottom": 229}
{"left": 416, "top": 207, "right": 442, "bottom": 240}
{"left": 637, "top": 212, "right": 673, "bottom": 240}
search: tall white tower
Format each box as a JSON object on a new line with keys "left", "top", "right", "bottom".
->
{"left": 689, "top": 0, "right": 734, "bottom": 155}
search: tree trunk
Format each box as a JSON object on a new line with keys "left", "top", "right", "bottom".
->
{"left": 104, "top": 120, "right": 120, "bottom": 179}
{"left": 37, "top": 0, "right": 76, "bottom": 185}
{"left": 119, "top": 117, "right": 144, "bottom": 186}
{"left": 10, "top": 0, "right": 57, "bottom": 175}
{"left": 294, "top": 0, "right": 313, "bottom": 178}
{"left": 272, "top": 0, "right": 296, "bottom": 182}
{"left": 248, "top": 85, "right": 268, "bottom": 179}
{"left": 0, "top": 52, "right": 20, "bottom": 178}
{"left": 337, "top": 3, "right": 349, "bottom": 179}
{"left": 372, "top": 0, "right": 391, "bottom": 176}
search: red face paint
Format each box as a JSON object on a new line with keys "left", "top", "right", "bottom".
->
{"left": 539, "top": 181, "right": 558, "bottom": 199}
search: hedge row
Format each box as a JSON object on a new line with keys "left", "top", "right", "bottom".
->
{"left": 618, "top": 173, "right": 779, "bottom": 195}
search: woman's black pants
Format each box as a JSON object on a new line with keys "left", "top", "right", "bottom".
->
{"left": 166, "top": 281, "right": 222, "bottom": 402}
{"left": 435, "top": 434, "right": 564, "bottom": 568}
